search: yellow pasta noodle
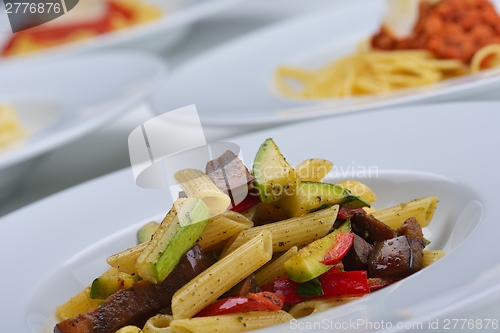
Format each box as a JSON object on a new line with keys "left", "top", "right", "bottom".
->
{"left": 197, "top": 210, "right": 253, "bottom": 252}
{"left": 174, "top": 169, "right": 230, "bottom": 217}
{"left": 169, "top": 311, "right": 294, "bottom": 333}
{"left": 143, "top": 314, "right": 173, "bottom": 333}
{"left": 470, "top": 44, "right": 500, "bottom": 73}
{"left": 107, "top": 242, "right": 147, "bottom": 276}
{"left": 221, "top": 205, "right": 339, "bottom": 257}
{"left": 336, "top": 180, "right": 377, "bottom": 203}
{"left": 254, "top": 246, "right": 298, "bottom": 286}
{"left": 371, "top": 196, "right": 438, "bottom": 229}
{"left": 296, "top": 158, "right": 333, "bottom": 182}
{"left": 422, "top": 250, "right": 446, "bottom": 268}
{"left": 171, "top": 231, "right": 273, "bottom": 319}
{"left": 363, "top": 206, "right": 378, "bottom": 215}
{"left": 275, "top": 49, "right": 467, "bottom": 99}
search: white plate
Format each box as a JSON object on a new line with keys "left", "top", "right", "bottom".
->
{"left": 149, "top": 0, "right": 500, "bottom": 126}
{"left": 0, "top": 0, "right": 243, "bottom": 67}
{"left": 0, "top": 52, "right": 166, "bottom": 200}
{"left": 2, "top": 101, "right": 500, "bottom": 332}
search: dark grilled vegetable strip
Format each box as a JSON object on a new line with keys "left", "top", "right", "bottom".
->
{"left": 351, "top": 213, "right": 397, "bottom": 242}
{"left": 368, "top": 235, "right": 424, "bottom": 278}
{"left": 206, "top": 150, "right": 254, "bottom": 192}
{"left": 222, "top": 274, "right": 261, "bottom": 298}
{"left": 398, "top": 217, "right": 425, "bottom": 243}
{"left": 342, "top": 234, "right": 374, "bottom": 271}
{"left": 54, "top": 245, "right": 213, "bottom": 333}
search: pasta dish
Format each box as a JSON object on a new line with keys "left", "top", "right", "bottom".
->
{"left": 275, "top": 0, "right": 500, "bottom": 98}
{"left": 1, "top": 0, "right": 162, "bottom": 57}
{"left": 53, "top": 139, "right": 444, "bottom": 333}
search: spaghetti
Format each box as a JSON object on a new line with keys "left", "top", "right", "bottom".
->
{"left": 276, "top": 0, "right": 500, "bottom": 99}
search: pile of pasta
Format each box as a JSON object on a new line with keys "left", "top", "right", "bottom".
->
{"left": 275, "top": 48, "right": 467, "bottom": 98}
{"left": 0, "top": 104, "right": 27, "bottom": 149}
{"left": 55, "top": 141, "right": 445, "bottom": 333}
{"left": 275, "top": 0, "right": 500, "bottom": 99}
{"left": 1, "top": 0, "right": 162, "bottom": 57}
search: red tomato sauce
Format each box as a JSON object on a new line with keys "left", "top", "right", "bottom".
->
{"left": 371, "top": 0, "right": 500, "bottom": 64}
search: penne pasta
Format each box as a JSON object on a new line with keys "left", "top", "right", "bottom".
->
{"left": 254, "top": 246, "right": 298, "bottom": 286}
{"left": 107, "top": 242, "right": 147, "bottom": 276}
{"left": 174, "top": 168, "right": 230, "bottom": 217}
{"left": 54, "top": 137, "right": 444, "bottom": 333}
{"left": 363, "top": 206, "right": 377, "bottom": 215}
{"left": 422, "top": 250, "right": 446, "bottom": 268}
{"left": 288, "top": 297, "right": 359, "bottom": 319}
{"left": 197, "top": 210, "right": 253, "bottom": 252}
{"left": 171, "top": 231, "right": 273, "bottom": 319}
{"left": 371, "top": 196, "right": 438, "bottom": 229}
{"left": 296, "top": 158, "right": 333, "bottom": 182}
{"left": 220, "top": 205, "right": 339, "bottom": 257}
{"left": 143, "top": 314, "right": 174, "bottom": 333}
{"left": 336, "top": 180, "right": 377, "bottom": 203}
{"left": 55, "top": 286, "right": 93, "bottom": 321}
{"left": 169, "top": 311, "right": 294, "bottom": 333}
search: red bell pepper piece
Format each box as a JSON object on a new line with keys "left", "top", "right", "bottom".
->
{"left": 337, "top": 207, "right": 366, "bottom": 220}
{"left": 195, "top": 291, "right": 283, "bottom": 317}
{"left": 319, "top": 270, "right": 370, "bottom": 297}
{"left": 230, "top": 193, "right": 261, "bottom": 212}
{"left": 321, "top": 232, "right": 354, "bottom": 265}
{"left": 272, "top": 278, "right": 307, "bottom": 304}
{"left": 271, "top": 270, "right": 369, "bottom": 304}
{"left": 259, "top": 283, "right": 274, "bottom": 292}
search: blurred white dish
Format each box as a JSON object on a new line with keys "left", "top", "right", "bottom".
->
{"left": 2, "top": 102, "right": 500, "bottom": 332}
{"left": 149, "top": 0, "right": 500, "bottom": 125}
{"left": 0, "top": 52, "right": 167, "bottom": 200}
{"left": 0, "top": 0, "right": 244, "bottom": 67}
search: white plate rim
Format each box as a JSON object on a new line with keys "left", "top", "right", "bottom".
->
{"left": 0, "top": 51, "right": 167, "bottom": 170}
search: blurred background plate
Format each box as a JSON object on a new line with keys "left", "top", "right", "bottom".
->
{"left": 149, "top": 0, "right": 500, "bottom": 126}
{"left": 0, "top": 0, "right": 245, "bottom": 67}
{"left": 0, "top": 51, "right": 167, "bottom": 201}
